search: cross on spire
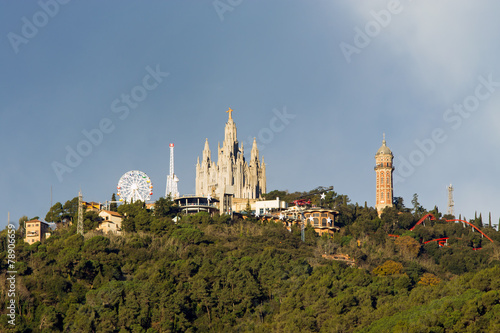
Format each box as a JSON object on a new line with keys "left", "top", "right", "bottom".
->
{"left": 226, "top": 107, "right": 233, "bottom": 119}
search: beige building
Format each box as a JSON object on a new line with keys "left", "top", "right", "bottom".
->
{"left": 24, "top": 219, "right": 51, "bottom": 244}
{"left": 196, "top": 108, "right": 266, "bottom": 205}
{"left": 375, "top": 135, "right": 394, "bottom": 215}
{"left": 97, "top": 210, "right": 123, "bottom": 235}
{"left": 303, "top": 208, "right": 340, "bottom": 236}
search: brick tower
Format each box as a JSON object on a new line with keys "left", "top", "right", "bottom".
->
{"left": 375, "top": 134, "right": 394, "bottom": 215}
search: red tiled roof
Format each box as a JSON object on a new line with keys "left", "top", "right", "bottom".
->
{"left": 99, "top": 210, "right": 123, "bottom": 218}
{"left": 27, "top": 219, "right": 50, "bottom": 225}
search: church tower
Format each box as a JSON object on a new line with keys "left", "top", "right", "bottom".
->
{"left": 196, "top": 108, "right": 266, "bottom": 201}
{"left": 375, "top": 134, "right": 394, "bottom": 215}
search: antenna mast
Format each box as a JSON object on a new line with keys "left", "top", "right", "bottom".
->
{"left": 165, "top": 143, "right": 180, "bottom": 198}
{"left": 77, "top": 190, "right": 84, "bottom": 236}
{"left": 447, "top": 184, "right": 454, "bottom": 216}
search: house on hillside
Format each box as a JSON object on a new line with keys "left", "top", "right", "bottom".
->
{"left": 97, "top": 210, "right": 123, "bottom": 235}
{"left": 24, "top": 219, "right": 51, "bottom": 244}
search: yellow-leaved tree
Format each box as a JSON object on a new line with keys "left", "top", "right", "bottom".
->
{"left": 373, "top": 260, "right": 404, "bottom": 276}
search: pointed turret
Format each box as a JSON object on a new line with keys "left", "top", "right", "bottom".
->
{"left": 223, "top": 108, "right": 238, "bottom": 156}
{"left": 250, "top": 137, "right": 259, "bottom": 164}
{"left": 202, "top": 138, "right": 211, "bottom": 162}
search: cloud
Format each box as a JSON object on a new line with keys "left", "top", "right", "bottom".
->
{"left": 345, "top": 0, "right": 498, "bottom": 99}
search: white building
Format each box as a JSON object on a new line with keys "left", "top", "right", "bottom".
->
{"left": 252, "top": 197, "right": 288, "bottom": 215}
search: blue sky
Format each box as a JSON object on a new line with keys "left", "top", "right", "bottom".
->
{"left": 2, "top": 0, "right": 500, "bottom": 228}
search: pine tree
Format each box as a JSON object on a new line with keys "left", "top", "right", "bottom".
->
{"left": 110, "top": 193, "right": 118, "bottom": 212}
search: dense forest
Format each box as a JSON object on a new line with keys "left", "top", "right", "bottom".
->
{"left": 2, "top": 188, "right": 500, "bottom": 332}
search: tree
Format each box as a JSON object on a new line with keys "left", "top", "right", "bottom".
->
{"left": 428, "top": 205, "right": 442, "bottom": 219}
{"left": 45, "top": 202, "right": 64, "bottom": 222}
{"left": 84, "top": 211, "right": 102, "bottom": 232}
{"left": 19, "top": 215, "right": 28, "bottom": 223}
{"left": 63, "top": 197, "right": 79, "bottom": 221}
{"left": 245, "top": 200, "right": 252, "bottom": 214}
{"left": 263, "top": 190, "right": 288, "bottom": 201}
{"left": 373, "top": 260, "right": 404, "bottom": 276}
{"left": 110, "top": 193, "right": 118, "bottom": 212}
{"left": 394, "top": 236, "right": 420, "bottom": 259}
{"left": 411, "top": 193, "right": 424, "bottom": 217}
{"left": 154, "top": 196, "right": 179, "bottom": 218}
{"left": 19, "top": 215, "right": 28, "bottom": 236}
{"left": 417, "top": 273, "right": 441, "bottom": 286}
{"left": 393, "top": 196, "right": 405, "bottom": 211}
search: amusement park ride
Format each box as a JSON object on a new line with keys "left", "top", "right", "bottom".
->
{"left": 390, "top": 213, "right": 495, "bottom": 250}
{"left": 117, "top": 170, "right": 153, "bottom": 203}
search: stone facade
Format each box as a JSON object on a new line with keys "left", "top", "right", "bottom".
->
{"left": 196, "top": 109, "right": 266, "bottom": 200}
{"left": 375, "top": 135, "right": 394, "bottom": 215}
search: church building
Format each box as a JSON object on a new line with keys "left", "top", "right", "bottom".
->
{"left": 375, "top": 134, "right": 394, "bottom": 215}
{"left": 195, "top": 108, "right": 266, "bottom": 203}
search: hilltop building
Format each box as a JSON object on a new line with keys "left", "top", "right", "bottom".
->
{"left": 195, "top": 108, "right": 266, "bottom": 212}
{"left": 24, "top": 219, "right": 51, "bottom": 244}
{"left": 97, "top": 210, "right": 123, "bottom": 235}
{"left": 174, "top": 195, "right": 220, "bottom": 215}
{"left": 252, "top": 197, "right": 288, "bottom": 215}
{"left": 375, "top": 134, "right": 394, "bottom": 215}
{"left": 303, "top": 208, "right": 340, "bottom": 236}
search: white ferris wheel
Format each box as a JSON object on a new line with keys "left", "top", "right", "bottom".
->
{"left": 117, "top": 170, "right": 153, "bottom": 203}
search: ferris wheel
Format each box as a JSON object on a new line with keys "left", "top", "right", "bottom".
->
{"left": 117, "top": 170, "right": 153, "bottom": 203}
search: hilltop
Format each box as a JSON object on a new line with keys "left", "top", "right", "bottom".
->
{"left": 2, "top": 190, "right": 500, "bottom": 332}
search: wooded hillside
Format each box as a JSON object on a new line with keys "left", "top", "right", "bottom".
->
{"left": 2, "top": 192, "right": 500, "bottom": 332}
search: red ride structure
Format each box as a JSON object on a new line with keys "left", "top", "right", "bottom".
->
{"left": 292, "top": 199, "right": 312, "bottom": 206}
{"left": 409, "top": 213, "right": 494, "bottom": 244}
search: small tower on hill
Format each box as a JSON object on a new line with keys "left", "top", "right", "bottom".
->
{"left": 375, "top": 134, "right": 394, "bottom": 216}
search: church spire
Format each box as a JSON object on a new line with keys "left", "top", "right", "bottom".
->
{"left": 251, "top": 137, "right": 259, "bottom": 163}
{"left": 223, "top": 108, "right": 238, "bottom": 156}
{"left": 202, "top": 138, "right": 211, "bottom": 162}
